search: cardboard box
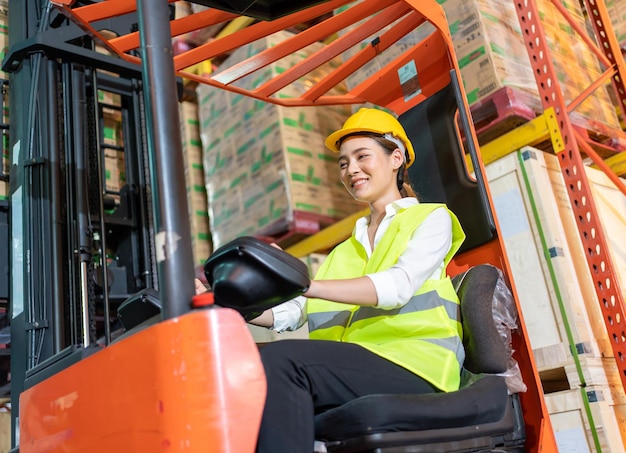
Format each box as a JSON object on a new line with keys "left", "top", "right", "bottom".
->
{"left": 197, "top": 32, "right": 360, "bottom": 248}
{"left": 179, "top": 100, "right": 213, "bottom": 264}
{"left": 97, "top": 89, "right": 121, "bottom": 107}
{"left": 338, "top": 0, "right": 620, "bottom": 129}
{"left": 0, "top": 400, "right": 10, "bottom": 453}
{"left": 102, "top": 111, "right": 123, "bottom": 148}
{"left": 104, "top": 152, "right": 125, "bottom": 193}
{"left": 0, "top": 0, "right": 8, "bottom": 81}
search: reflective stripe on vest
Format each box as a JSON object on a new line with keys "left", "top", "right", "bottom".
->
{"left": 306, "top": 203, "right": 466, "bottom": 392}
{"left": 308, "top": 289, "right": 461, "bottom": 332}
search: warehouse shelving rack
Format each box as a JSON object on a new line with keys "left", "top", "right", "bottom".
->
{"left": 513, "top": 0, "right": 626, "bottom": 395}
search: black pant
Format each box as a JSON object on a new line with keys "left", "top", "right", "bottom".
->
{"left": 256, "top": 339, "right": 438, "bottom": 453}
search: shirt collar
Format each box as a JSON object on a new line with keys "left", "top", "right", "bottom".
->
{"left": 355, "top": 197, "right": 419, "bottom": 229}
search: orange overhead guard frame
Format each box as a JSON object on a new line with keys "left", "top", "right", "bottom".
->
{"left": 20, "top": 0, "right": 560, "bottom": 452}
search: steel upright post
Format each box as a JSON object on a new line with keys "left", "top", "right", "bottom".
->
{"left": 515, "top": 0, "right": 626, "bottom": 391}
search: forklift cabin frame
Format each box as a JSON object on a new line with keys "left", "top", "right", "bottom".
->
{"left": 6, "top": 0, "right": 565, "bottom": 451}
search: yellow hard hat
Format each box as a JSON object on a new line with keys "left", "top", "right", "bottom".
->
{"left": 325, "top": 108, "right": 415, "bottom": 168}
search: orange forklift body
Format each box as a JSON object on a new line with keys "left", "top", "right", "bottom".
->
{"left": 19, "top": 307, "right": 266, "bottom": 452}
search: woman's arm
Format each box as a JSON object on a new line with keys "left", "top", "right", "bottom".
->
{"left": 247, "top": 309, "right": 274, "bottom": 328}
{"left": 306, "top": 208, "right": 453, "bottom": 309}
{"left": 304, "top": 277, "right": 378, "bottom": 306}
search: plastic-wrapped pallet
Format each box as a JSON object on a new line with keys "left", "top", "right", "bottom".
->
{"left": 456, "top": 0, "right": 619, "bottom": 130}
{"left": 197, "top": 30, "right": 361, "bottom": 249}
{"left": 441, "top": 0, "right": 540, "bottom": 105}
{"left": 537, "top": 0, "right": 621, "bottom": 131}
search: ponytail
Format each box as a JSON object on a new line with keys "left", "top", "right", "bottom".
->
{"left": 397, "top": 166, "right": 418, "bottom": 199}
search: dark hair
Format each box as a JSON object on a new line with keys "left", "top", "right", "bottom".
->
{"left": 368, "top": 136, "right": 417, "bottom": 199}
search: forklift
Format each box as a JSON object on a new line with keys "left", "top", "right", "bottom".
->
{"left": 8, "top": 0, "right": 619, "bottom": 450}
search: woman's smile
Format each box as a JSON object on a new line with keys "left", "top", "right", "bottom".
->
{"left": 351, "top": 177, "right": 368, "bottom": 189}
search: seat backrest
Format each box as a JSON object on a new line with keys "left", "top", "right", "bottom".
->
{"left": 399, "top": 72, "right": 496, "bottom": 254}
{"left": 452, "top": 264, "right": 510, "bottom": 375}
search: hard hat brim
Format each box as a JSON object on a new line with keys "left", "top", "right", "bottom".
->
{"left": 325, "top": 127, "right": 415, "bottom": 168}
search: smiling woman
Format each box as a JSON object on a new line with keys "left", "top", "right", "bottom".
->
{"left": 246, "top": 107, "right": 467, "bottom": 453}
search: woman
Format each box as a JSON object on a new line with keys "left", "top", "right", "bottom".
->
{"left": 196, "top": 108, "right": 466, "bottom": 453}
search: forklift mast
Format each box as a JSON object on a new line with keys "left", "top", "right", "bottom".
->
{"left": 4, "top": 0, "right": 167, "bottom": 441}
{"left": 7, "top": 0, "right": 609, "bottom": 451}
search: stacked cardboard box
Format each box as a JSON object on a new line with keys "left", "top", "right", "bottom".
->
{"left": 179, "top": 101, "right": 213, "bottom": 266}
{"left": 606, "top": 0, "right": 626, "bottom": 49}
{"left": 441, "top": 0, "right": 539, "bottom": 106}
{"left": 337, "top": 0, "right": 620, "bottom": 130}
{"left": 536, "top": 0, "right": 620, "bottom": 130}
{"left": 333, "top": 2, "right": 437, "bottom": 97}
{"left": 102, "top": 109, "right": 125, "bottom": 198}
{"left": 94, "top": 33, "right": 126, "bottom": 204}
{"left": 197, "top": 30, "right": 361, "bottom": 248}
{"left": 0, "top": 0, "right": 8, "bottom": 202}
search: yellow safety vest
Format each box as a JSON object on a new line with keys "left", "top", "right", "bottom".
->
{"left": 307, "top": 203, "right": 466, "bottom": 392}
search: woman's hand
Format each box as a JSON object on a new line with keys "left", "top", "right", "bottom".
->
{"left": 194, "top": 278, "right": 208, "bottom": 295}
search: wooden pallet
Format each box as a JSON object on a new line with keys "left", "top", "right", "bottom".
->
{"left": 256, "top": 209, "right": 351, "bottom": 250}
{"left": 470, "top": 86, "right": 542, "bottom": 145}
{"left": 469, "top": 86, "right": 626, "bottom": 157}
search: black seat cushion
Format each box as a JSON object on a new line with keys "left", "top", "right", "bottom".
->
{"left": 315, "top": 374, "right": 509, "bottom": 441}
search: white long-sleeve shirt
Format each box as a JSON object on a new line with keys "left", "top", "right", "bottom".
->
{"left": 271, "top": 198, "right": 453, "bottom": 332}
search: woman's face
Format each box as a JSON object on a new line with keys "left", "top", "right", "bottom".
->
{"left": 337, "top": 136, "right": 403, "bottom": 204}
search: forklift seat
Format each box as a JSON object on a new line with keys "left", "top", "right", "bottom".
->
{"left": 315, "top": 264, "right": 526, "bottom": 453}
